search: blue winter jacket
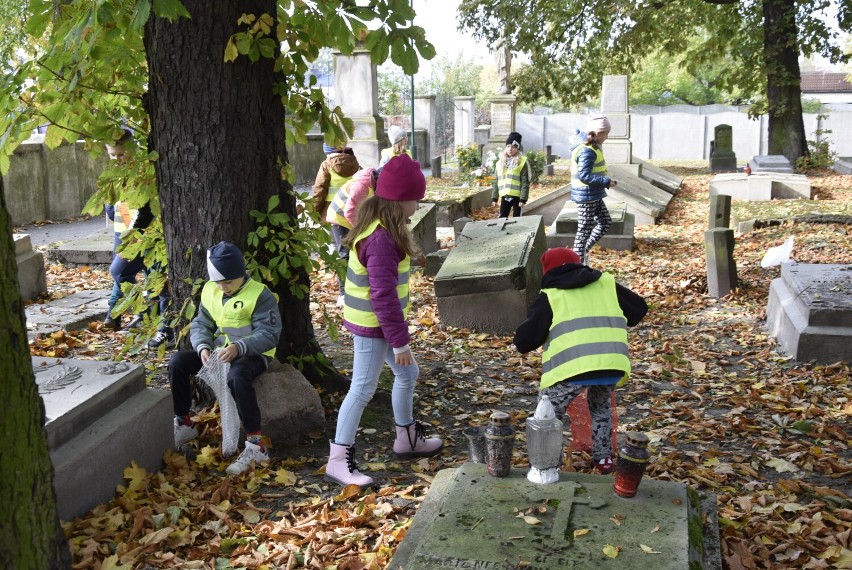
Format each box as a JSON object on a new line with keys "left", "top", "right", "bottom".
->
{"left": 570, "top": 131, "right": 612, "bottom": 203}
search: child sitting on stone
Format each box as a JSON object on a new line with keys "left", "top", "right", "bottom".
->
{"left": 170, "top": 242, "right": 282, "bottom": 475}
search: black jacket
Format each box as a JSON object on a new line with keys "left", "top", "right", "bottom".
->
{"left": 514, "top": 263, "right": 648, "bottom": 367}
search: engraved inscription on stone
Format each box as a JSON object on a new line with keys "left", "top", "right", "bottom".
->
{"left": 410, "top": 480, "right": 587, "bottom": 568}
{"left": 98, "top": 362, "right": 131, "bottom": 375}
{"left": 35, "top": 364, "right": 83, "bottom": 393}
{"left": 714, "top": 125, "right": 733, "bottom": 153}
{"left": 490, "top": 105, "right": 513, "bottom": 135}
{"left": 601, "top": 75, "right": 628, "bottom": 114}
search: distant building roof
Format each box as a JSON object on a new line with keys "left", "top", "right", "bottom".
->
{"left": 801, "top": 72, "right": 852, "bottom": 93}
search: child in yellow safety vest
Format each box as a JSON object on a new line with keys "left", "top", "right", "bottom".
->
{"left": 312, "top": 143, "right": 360, "bottom": 219}
{"left": 170, "top": 242, "right": 282, "bottom": 476}
{"left": 379, "top": 125, "right": 412, "bottom": 167}
{"left": 570, "top": 115, "right": 618, "bottom": 266}
{"left": 324, "top": 168, "right": 380, "bottom": 307}
{"left": 491, "top": 131, "right": 532, "bottom": 218}
{"left": 514, "top": 247, "right": 647, "bottom": 474}
{"left": 324, "top": 154, "right": 443, "bottom": 488}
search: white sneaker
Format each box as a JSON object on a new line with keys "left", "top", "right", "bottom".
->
{"left": 174, "top": 418, "right": 198, "bottom": 448}
{"left": 225, "top": 441, "right": 269, "bottom": 475}
{"left": 335, "top": 294, "right": 345, "bottom": 308}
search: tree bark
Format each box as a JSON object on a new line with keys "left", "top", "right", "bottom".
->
{"left": 763, "top": 0, "right": 808, "bottom": 163}
{"left": 0, "top": 180, "right": 72, "bottom": 568}
{"left": 143, "top": 1, "right": 348, "bottom": 392}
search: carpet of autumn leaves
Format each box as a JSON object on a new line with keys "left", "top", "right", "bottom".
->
{"left": 29, "top": 166, "right": 851, "bottom": 569}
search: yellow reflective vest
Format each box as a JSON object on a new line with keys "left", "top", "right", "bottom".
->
{"left": 496, "top": 155, "right": 528, "bottom": 198}
{"left": 112, "top": 201, "right": 138, "bottom": 233}
{"left": 540, "top": 273, "right": 630, "bottom": 389}
{"left": 380, "top": 147, "right": 413, "bottom": 166}
{"left": 200, "top": 279, "right": 276, "bottom": 358}
{"left": 326, "top": 177, "right": 373, "bottom": 229}
{"left": 327, "top": 169, "right": 352, "bottom": 204}
{"left": 570, "top": 145, "right": 607, "bottom": 189}
{"left": 343, "top": 219, "right": 410, "bottom": 328}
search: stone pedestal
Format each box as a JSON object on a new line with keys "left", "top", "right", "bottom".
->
{"left": 486, "top": 94, "right": 517, "bottom": 154}
{"left": 600, "top": 75, "right": 631, "bottom": 165}
{"left": 14, "top": 233, "right": 47, "bottom": 302}
{"left": 767, "top": 263, "right": 852, "bottom": 364}
{"left": 546, "top": 200, "right": 635, "bottom": 251}
{"left": 709, "top": 173, "right": 811, "bottom": 201}
{"left": 334, "top": 49, "right": 384, "bottom": 168}
{"left": 833, "top": 157, "right": 852, "bottom": 174}
{"left": 434, "top": 216, "right": 545, "bottom": 334}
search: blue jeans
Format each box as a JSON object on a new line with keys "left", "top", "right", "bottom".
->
{"left": 330, "top": 224, "right": 350, "bottom": 295}
{"left": 334, "top": 335, "right": 419, "bottom": 446}
{"left": 107, "top": 251, "right": 146, "bottom": 314}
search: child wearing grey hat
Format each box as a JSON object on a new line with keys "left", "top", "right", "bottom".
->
{"left": 169, "top": 242, "right": 282, "bottom": 476}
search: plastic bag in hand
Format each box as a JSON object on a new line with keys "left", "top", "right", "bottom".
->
{"left": 196, "top": 348, "right": 241, "bottom": 458}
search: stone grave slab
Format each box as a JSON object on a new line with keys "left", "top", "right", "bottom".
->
{"left": 766, "top": 263, "right": 852, "bottom": 364}
{"left": 25, "top": 289, "right": 109, "bottom": 340}
{"left": 710, "top": 173, "right": 810, "bottom": 201}
{"left": 409, "top": 202, "right": 438, "bottom": 256}
{"left": 47, "top": 226, "right": 113, "bottom": 265}
{"left": 606, "top": 165, "right": 673, "bottom": 225}
{"left": 390, "top": 463, "right": 721, "bottom": 570}
{"left": 34, "top": 358, "right": 172, "bottom": 520}
{"left": 833, "top": 157, "right": 852, "bottom": 175}
{"left": 14, "top": 233, "right": 47, "bottom": 302}
{"left": 749, "top": 155, "right": 794, "bottom": 174}
{"left": 546, "top": 200, "right": 634, "bottom": 251}
{"left": 631, "top": 157, "right": 683, "bottom": 194}
{"left": 431, "top": 187, "right": 493, "bottom": 227}
{"left": 434, "top": 216, "right": 545, "bottom": 334}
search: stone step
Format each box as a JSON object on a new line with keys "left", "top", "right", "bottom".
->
{"left": 606, "top": 165, "right": 673, "bottom": 225}
{"left": 553, "top": 200, "right": 630, "bottom": 235}
{"left": 47, "top": 227, "right": 113, "bottom": 265}
{"left": 50, "top": 387, "right": 172, "bottom": 521}
{"left": 631, "top": 156, "right": 683, "bottom": 194}
{"left": 25, "top": 289, "right": 109, "bottom": 340}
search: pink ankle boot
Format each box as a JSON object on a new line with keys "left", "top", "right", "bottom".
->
{"left": 393, "top": 421, "right": 444, "bottom": 459}
{"left": 325, "top": 442, "right": 374, "bottom": 487}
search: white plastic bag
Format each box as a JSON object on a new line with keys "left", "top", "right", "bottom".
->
{"left": 760, "top": 236, "right": 794, "bottom": 268}
{"left": 196, "top": 348, "right": 240, "bottom": 458}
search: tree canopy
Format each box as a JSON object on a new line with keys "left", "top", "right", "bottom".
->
{"left": 457, "top": 0, "right": 850, "bottom": 161}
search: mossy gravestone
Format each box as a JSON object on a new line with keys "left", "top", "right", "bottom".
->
{"left": 390, "top": 463, "right": 721, "bottom": 569}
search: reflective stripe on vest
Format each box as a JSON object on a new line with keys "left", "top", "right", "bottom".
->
{"left": 200, "top": 278, "right": 276, "bottom": 358}
{"left": 540, "top": 273, "right": 630, "bottom": 389}
{"left": 328, "top": 170, "right": 353, "bottom": 203}
{"left": 326, "top": 178, "right": 373, "bottom": 229}
{"left": 496, "top": 155, "right": 528, "bottom": 198}
{"left": 113, "top": 201, "right": 139, "bottom": 233}
{"left": 570, "top": 145, "right": 607, "bottom": 189}
{"left": 343, "top": 219, "right": 410, "bottom": 327}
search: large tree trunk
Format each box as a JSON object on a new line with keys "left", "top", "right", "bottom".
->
{"left": 0, "top": 180, "right": 72, "bottom": 567}
{"left": 763, "top": 0, "right": 808, "bottom": 163}
{"left": 143, "top": 1, "right": 348, "bottom": 392}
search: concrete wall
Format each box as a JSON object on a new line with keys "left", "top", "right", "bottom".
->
{"left": 509, "top": 105, "right": 852, "bottom": 162}
{"left": 3, "top": 135, "right": 107, "bottom": 226}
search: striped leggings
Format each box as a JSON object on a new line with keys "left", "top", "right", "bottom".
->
{"left": 573, "top": 200, "right": 612, "bottom": 260}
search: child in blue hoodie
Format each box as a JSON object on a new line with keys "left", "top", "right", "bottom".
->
{"left": 569, "top": 116, "right": 618, "bottom": 265}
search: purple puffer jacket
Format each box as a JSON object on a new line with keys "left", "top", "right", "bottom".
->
{"left": 343, "top": 227, "right": 411, "bottom": 348}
